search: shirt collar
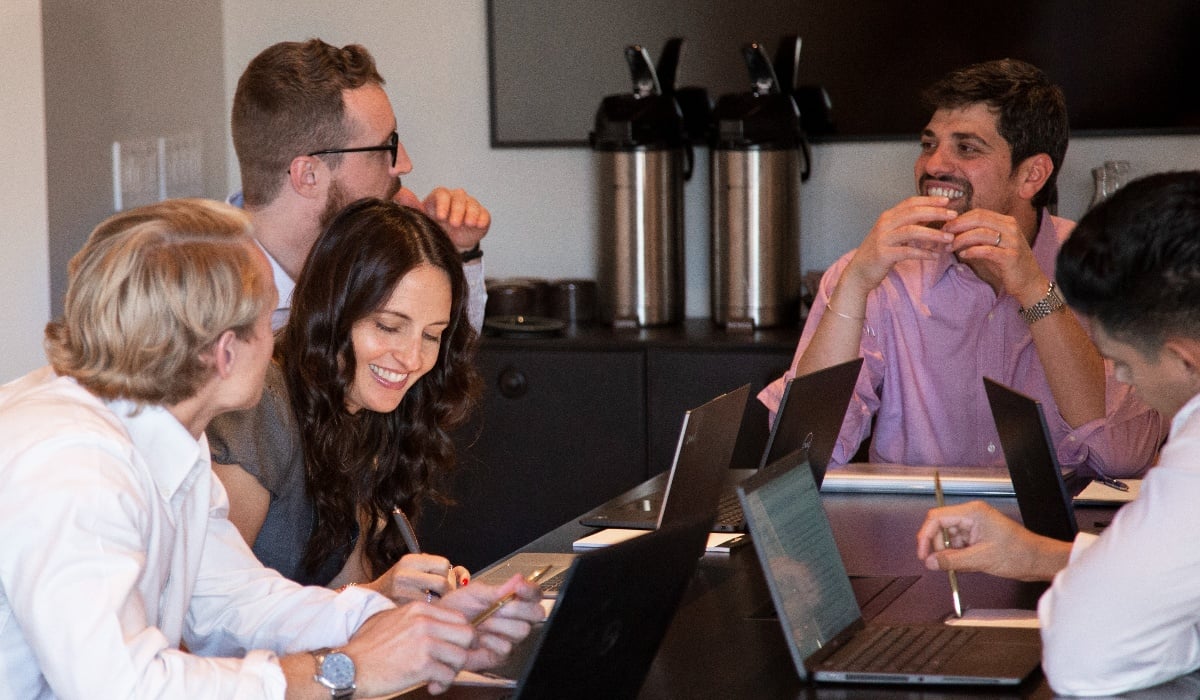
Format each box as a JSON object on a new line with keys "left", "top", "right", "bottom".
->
{"left": 255, "top": 240, "right": 295, "bottom": 331}
{"left": 105, "top": 399, "right": 206, "bottom": 501}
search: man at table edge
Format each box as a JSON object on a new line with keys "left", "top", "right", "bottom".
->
{"left": 918, "top": 171, "right": 1200, "bottom": 696}
{"left": 759, "top": 58, "right": 1164, "bottom": 476}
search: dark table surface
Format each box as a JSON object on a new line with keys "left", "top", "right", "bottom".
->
{"left": 403, "top": 474, "right": 1200, "bottom": 700}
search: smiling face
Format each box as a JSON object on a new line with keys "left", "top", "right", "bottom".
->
{"left": 344, "top": 263, "right": 451, "bottom": 415}
{"left": 915, "top": 103, "right": 1025, "bottom": 217}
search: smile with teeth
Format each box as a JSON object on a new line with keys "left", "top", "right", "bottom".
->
{"left": 369, "top": 364, "right": 409, "bottom": 385}
{"left": 926, "top": 184, "right": 964, "bottom": 199}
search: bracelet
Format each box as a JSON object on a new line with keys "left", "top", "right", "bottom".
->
{"left": 460, "top": 243, "right": 483, "bottom": 262}
{"left": 826, "top": 295, "right": 866, "bottom": 322}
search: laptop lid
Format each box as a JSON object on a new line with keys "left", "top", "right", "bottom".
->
{"left": 510, "top": 517, "right": 711, "bottom": 698}
{"left": 737, "top": 448, "right": 1042, "bottom": 686}
{"left": 759, "top": 357, "right": 864, "bottom": 483}
{"left": 578, "top": 384, "right": 749, "bottom": 530}
{"left": 984, "top": 377, "right": 1078, "bottom": 542}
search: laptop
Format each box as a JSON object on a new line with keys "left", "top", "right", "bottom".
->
{"left": 480, "top": 518, "right": 712, "bottom": 698}
{"left": 710, "top": 357, "right": 863, "bottom": 532}
{"left": 984, "top": 377, "right": 1079, "bottom": 542}
{"left": 477, "top": 385, "right": 746, "bottom": 594}
{"left": 737, "top": 448, "right": 1043, "bottom": 686}
{"left": 577, "top": 384, "right": 750, "bottom": 530}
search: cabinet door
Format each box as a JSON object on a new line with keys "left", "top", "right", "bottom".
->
{"left": 419, "top": 348, "right": 646, "bottom": 571}
{"left": 646, "top": 348, "right": 794, "bottom": 476}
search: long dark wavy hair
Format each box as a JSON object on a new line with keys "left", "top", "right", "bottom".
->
{"left": 280, "top": 197, "right": 481, "bottom": 577}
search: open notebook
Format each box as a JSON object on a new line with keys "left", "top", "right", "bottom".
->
{"left": 737, "top": 448, "right": 1042, "bottom": 686}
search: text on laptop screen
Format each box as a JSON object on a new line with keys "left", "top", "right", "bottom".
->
{"left": 741, "top": 462, "right": 861, "bottom": 660}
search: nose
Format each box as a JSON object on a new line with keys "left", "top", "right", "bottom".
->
{"left": 390, "top": 139, "right": 414, "bottom": 177}
{"left": 390, "top": 332, "right": 423, "bottom": 371}
{"left": 921, "top": 143, "right": 953, "bottom": 177}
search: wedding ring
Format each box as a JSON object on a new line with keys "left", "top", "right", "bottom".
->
{"left": 994, "top": 233, "right": 1002, "bottom": 247}
{"left": 426, "top": 591, "right": 434, "bottom": 603}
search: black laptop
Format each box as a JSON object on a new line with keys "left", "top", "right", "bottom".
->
{"left": 483, "top": 517, "right": 712, "bottom": 699}
{"left": 710, "top": 357, "right": 862, "bottom": 532}
{"left": 577, "top": 384, "right": 749, "bottom": 530}
{"left": 984, "top": 377, "right": 1079, "bottom": 542}
{"left": 737, "top": 447, "right": 1043, "bottom": 686}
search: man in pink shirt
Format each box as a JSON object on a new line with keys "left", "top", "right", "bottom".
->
{"left": 760, "top": 59, "right": 1163, "bottom": 476}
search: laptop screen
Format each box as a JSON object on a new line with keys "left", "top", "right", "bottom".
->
{"left": 738, "top": 449, "right": 861, "bottom": 676}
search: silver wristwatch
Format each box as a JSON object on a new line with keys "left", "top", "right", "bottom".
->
{"left": 1019, "top": 282, "right": 1066, "bottom": 325}
{"left": 312, "top": 648, "right": 356, "bottom": 699}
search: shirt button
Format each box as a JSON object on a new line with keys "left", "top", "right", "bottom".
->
{"left": 987, "top": 443, "right": 996, "bottom": 454}
{"left": 987, "top": 312, "right": 994, "bottom": 321}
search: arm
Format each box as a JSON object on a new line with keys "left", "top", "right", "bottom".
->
{"left": 792, "top": 196, "right": 955, "bottom": 378}
{"left": 948, "top": 210, "right": 1104, "bottom": 427}
{"left": 394, "top": 186, "right": 489, "bottom": 331}
{"left": 213, "top": 462, "right": 270, "bottom": 545}
{"left": 915, "top": 501, "right": 1071, "bottom": 581}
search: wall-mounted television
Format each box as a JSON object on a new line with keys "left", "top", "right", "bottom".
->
{"left": 488, "top": 0, "right": 1200, "bottom": 147}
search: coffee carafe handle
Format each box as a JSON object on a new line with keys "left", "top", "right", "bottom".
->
{"left": 624, "top": 45, "right": 661, "bottom": 98}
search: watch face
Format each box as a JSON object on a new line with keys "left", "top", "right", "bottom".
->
{"left": 321, "top": 652, "right": 355, "bottom": 687}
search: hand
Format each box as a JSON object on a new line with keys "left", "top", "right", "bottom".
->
{"left": 943, "top": 209, "right": 1047, "bottom": 304}
{"left": 437, "top": 574, "right": 545, "bottom": 672}
{"left": 340, "top": 601, "right": 478, "bottom": 697}
{"left": 368, "top": 553, "right": 463, "bottom": 604}
{"left": 840, "top": 196, "right": 956, "bottom": 299}
{"left": 915, "top": 501, "right": 1069, "bottom": 582}
{"left": 395, "top": 186, "right": 491, "bottom": 252}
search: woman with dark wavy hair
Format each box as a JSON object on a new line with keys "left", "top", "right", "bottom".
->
{"left": 208, "top": 197, "right": 481, "bottom": 602}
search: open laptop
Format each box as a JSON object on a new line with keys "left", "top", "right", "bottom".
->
{"left": 476, "top": 385, "right": 746, "bottom": 594}
{"left": 477, "top": 517, "right": 712, "bottom": 698}
{"left": 984, "top": 377, "right": 1079, "bottom": 542}
{"left": 737, "top": 448, "right": 1043, "bottom": 686}
{"left": 577, "top": 384, "right": 750, "bottom": 530}
{"left": 710, "top": 357, "right": 863, "bottom": 532}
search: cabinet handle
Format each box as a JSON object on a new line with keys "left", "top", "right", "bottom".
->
{"left": 497, "top": 366, "right": 528, "bottom": 399}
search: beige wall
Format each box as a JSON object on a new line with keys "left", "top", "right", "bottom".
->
{"left": 1, "top": 0, "right": 51, "bottom": 379}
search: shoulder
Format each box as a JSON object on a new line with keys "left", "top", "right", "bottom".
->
{"left": 206, "top": 362, "right": 301, "bottom": 490}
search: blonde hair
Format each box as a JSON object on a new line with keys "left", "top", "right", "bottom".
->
{"left": 44, "top": 199, "right": 273, "bottom": 405}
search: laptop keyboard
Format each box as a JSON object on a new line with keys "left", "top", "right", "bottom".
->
{"left": 821, "top": 625, "right": 978, "bottom": 674}
{"left": 714, "top": 491, "right": 746, "bottom": 529}
{"left": 538, "top": 569, "right": 569, "bottom": 595}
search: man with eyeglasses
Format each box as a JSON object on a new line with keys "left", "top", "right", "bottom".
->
{"left": 232, "top": 39, "right": 490, "bottom": 330}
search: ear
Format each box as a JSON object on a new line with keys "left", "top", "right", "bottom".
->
{"left": 1014, "top": 153, "right": 1054, "bottom": 202}
{"left": 287, "top": 156, "right": 325, "bottom": 198}
{"left": 210, "top": 329, "right": 240, "bottom": 380}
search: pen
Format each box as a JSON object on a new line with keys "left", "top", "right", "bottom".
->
{"left": 470, "top": 566, "right": 552, "bottom": 626}
{"left": 393, "top": 507, "right": 442, "bottom": 600}
{"left": 1094, "top": 474, "right": 1130, "bottom": 492}
{"left": 933, "top": 471, "right": 963, "bottom": 618}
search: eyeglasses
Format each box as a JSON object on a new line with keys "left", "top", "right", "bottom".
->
{"left": 307, "top": 131, "right": 399, "bottom": 168}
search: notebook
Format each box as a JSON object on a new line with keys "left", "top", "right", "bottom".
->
{"left": 478, "top": 385, "right": 747, "bottom": 594}
{"left": 478, "top": 518, "right": 712, "bottom": 699}
{"left": 737, "top": 448, "right": 1043, "bottom": 686}
{"left": 576, "top": 384, "right": 749, "bottom": 530}
{"left": 984, "top": 377, "right": 1079, "bottom": 542}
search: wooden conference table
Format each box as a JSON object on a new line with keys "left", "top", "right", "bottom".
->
{"left": 407, "top": 473, "right": 1200, "bottom": 700}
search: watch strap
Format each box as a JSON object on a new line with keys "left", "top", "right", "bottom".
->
{"left": 1019, "top": 281, "right": 1067, "bottom": 325}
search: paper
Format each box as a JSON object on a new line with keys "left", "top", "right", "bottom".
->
{"left": 572, "top": 529, "right": 747, "bottom": 553}
{"left": 944, "top": 608, "right": 1040, "bottom": 628}
{"left": 1073, "top": 478, "right": 1141, "bottom": 505}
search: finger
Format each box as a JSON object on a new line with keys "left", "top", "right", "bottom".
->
{"left": 452, "top": 565, "right": 471, "bottom": 589}
{"left": 446, "top": 192, "right": 470, "bottom": 228}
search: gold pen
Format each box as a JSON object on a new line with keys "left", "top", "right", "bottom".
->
{"left": 933, "top": 471, "right": 963, "bottom": 618}
{"left": 470, "top": 565, "right": 552, "bottom": 626}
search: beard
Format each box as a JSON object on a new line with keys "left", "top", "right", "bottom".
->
{"left": 318, "top": 180, "right": 351, "bottom": 232}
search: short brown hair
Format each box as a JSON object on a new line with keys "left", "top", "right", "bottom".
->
{"left": 44, "top": 199, "right": 273, "bottom": 405}
{"left": 232, "top": 39, "right": 384, "bottom": 207}
{"left": 922, "top": 59, "right": 1069, "bottom": 210}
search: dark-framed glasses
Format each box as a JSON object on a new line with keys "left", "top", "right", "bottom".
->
{"left": 307, "top": 131, "right": 399, "bottom": 167}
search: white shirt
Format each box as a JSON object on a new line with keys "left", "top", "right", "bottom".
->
{"left": 1039, "top": 391, "right": 1200, "bottom": 695}
{"left": 256, "top": 239, "right": 488, "bottom": 332}
{"left": 0, "top": 367, "right": 394, "bottom": 699}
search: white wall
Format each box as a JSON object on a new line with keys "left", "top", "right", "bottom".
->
{"left": 221, "top": 1, "right": 1199, "bottom": 318}
{"left": 0, "top": 0, "right": 51, "bottom": 379}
